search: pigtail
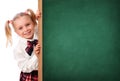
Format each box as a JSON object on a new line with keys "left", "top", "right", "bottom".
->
{"left": 26, "top": 9, "right": 37, "bottom": 25}
{"left": 5, "top": 20, "right": 12, "bottom": 47}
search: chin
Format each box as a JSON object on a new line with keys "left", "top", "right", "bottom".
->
{"left": 23, "top": 33, "right": 34, "bottom": 39}
{"left": 27, "top": 35, "right": 34, "bottom": 39}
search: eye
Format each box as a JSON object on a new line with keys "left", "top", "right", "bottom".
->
{"left": 26, "top": 23, "right": 30, "bottom": 27}
{"left": 18, "top": 27, "right": 23, "bottom": 30}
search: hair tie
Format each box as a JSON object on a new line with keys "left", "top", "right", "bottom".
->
{"left": 8, "top": 20, "right": 13, "bottom": 24}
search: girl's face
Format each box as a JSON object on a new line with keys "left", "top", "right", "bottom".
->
{"left": 13, "top": 16, "right": 35, "bottom": 39}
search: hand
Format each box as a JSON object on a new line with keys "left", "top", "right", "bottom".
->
{"left": 34, "top": 43, "right": 41, "bottom": 57}
{"left": 36, "top": 9, "right": 42, "bottom": 19}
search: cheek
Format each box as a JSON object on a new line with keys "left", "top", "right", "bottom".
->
{"left": 15, "top": 30, "right": 22, "bottom": 36}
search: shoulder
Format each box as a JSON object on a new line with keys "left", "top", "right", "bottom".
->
{"left": 13, "top": 38, "right": 27, "bottom": 51}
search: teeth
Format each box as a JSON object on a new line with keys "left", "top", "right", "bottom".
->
{"left": 24, "top": 32, "right": 29, "bottom": 35}
{"left": 24, "top": 30, "right": 30, "bottom": 35}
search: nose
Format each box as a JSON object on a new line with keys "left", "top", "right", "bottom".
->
{"left": 24, "top": 26, "right": 28, "bottom": 31}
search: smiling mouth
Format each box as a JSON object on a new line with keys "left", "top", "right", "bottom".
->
{"left": 24, "top": 30, "right": 31, "bottom": 35}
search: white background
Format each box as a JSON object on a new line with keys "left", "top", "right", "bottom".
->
{"left": 0, "top": 0, "right": 37, "bottom": 80}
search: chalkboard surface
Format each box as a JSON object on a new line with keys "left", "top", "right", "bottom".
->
{"left": 43, "top": 0, "right": 120, "bottom": 81}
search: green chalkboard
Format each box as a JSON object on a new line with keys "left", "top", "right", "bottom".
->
{"left": 43, "top": 0, "right": 120, "bottom": 81}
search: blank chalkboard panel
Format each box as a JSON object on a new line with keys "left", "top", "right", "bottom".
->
{"left": 43, "top": 0, "right": 120, "bottom": 81}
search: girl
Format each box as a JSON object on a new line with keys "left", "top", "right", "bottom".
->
{"left": 5, "top": 9, "right": 41, "bottom": 81}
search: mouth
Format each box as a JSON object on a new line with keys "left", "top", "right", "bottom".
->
{"left": 24, "top": 30, "right": 31, "bottom": 35}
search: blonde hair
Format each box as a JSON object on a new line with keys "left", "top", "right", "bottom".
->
{"left": 5, "top": 9, "right": 37, "bottom": 47}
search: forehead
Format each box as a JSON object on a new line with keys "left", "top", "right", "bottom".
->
{"left": 13, "top": 16, "right": 32, "bottom": 27}
{"left": 14, "top": 15, "right": 31, "bottom": 22}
